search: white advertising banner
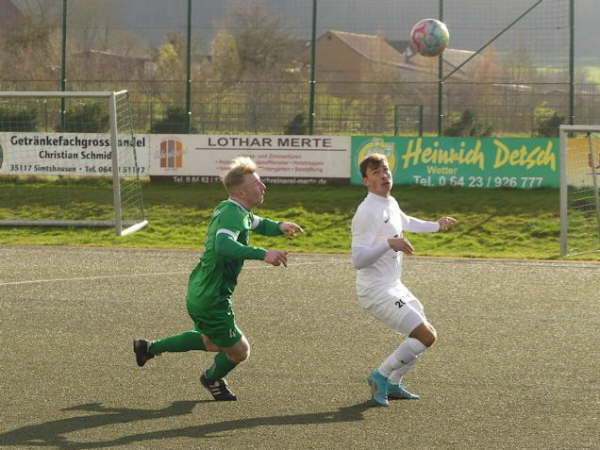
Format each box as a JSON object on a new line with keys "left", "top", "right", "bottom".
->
{"left": 0, "top": 133, "right": 150, "bottom": 176}
{"left": 149, "top": 134, "right": 351, "bottom": 184}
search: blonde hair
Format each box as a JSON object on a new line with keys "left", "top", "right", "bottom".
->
{"left": 223, "top": 156, "right": 257, "bottom": 192}
{"left": 359, "top": 153, "right": 388, "bottom": 178}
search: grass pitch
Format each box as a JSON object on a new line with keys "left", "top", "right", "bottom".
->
{"left": 3, "top": 179, "right": 599, "bottom": 260}
{"left": 1, "top": 246, "right": 598, "bottom": 449}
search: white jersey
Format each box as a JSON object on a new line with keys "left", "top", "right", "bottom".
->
{"left": 351, "top": 192, "right": 439, "bottom": 296}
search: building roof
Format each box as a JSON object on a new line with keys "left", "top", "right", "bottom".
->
{"left": 386, "top": 40, "right": 412, "bottom": 54}
{"left": 326, "top": 30, "right": 407, "bottom": 67}
{"left": 74, "top": 49, "right": 151, "bottom": 62}
{"left": 411, "top": 48, "right": 474, "bottom": 74}
{"left": 320, "top": 30, "right": 473, "bottom": 80}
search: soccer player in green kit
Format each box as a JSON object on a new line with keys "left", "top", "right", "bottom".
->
{"left": 133, "top": 156, "right": 303, "bottom": 401}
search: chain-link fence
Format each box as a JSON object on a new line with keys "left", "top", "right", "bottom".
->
{"left": 1, "top": 0, "right": 598, "bottom": 136}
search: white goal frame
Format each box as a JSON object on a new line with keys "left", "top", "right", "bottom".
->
{"left": 0, "top": 90, "right": 148, "bottom": 236}
{"left": 559, "top": 124, "right": 600, "bottom": 256}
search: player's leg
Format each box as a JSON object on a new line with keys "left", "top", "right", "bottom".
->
{"left": 198, "top": 306, "right": 248, "bottom": 401}
{"left": 133, "top": 330, "right": 208, "bottom": 367}
{"left": 205, "top": 335, "right": 249, "bottom": 380}
{"left": 361, "top": 285, "right": 420, "bottom": 406}
{"left": 133, "top": 286, "right": 215, "bottom": 367}
{"left": 409, "top": 321, "right": 437, "bottom": 346}
{"left": 387, "top": 300, "right": 437, "bottom": 395}
{"left": 362, "top": 284, "right": 431, "bottom": 402}
{"left": 133, "top": 302, "right": 221, "bottom": 368}
{"left": 385, "top": 321, "right": 436, "bottom": 400}
{"left": 384, "top": 325, "right": 430, "bottom": 400}
{"left": 376, "top": 311, "right": 428, "bottom": 401}
{"left": 151, "top": 330, "right": 209, "bottom": 354}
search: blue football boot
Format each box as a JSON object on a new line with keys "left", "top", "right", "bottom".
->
{"left": 387, "top": 381, "right": 420, "bottom": 400}
{"left": 367, "top": 369, "right": 390, "bottom": 407}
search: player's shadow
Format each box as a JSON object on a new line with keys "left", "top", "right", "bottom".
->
{"left": 0, "top": 401, "right": 201, "bottom": 449}
{"left": 0, "top": 400, "right": 372, "bottom": 449}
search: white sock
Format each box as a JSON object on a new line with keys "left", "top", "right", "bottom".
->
{"left": 388, "top": 360, "right": 416, "bottom": 384}
{"left": 377, "top": 337, "right": 427, "bottom": 378}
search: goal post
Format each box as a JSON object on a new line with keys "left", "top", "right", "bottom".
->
{"left": 559, "top": 125, "right": 600, "bottom": 256}
{"left": 0, "top": 90, "right": 147, "bottom": 236}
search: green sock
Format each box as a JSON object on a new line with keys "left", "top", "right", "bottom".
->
{"left": 149, "top": 330, "right": 207, "bottom": 355}
{"left": 205, "top": 352, "right": 238, "bottom": 381}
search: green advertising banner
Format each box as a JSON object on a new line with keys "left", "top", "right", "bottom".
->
{"left": 351, "top": 136, "right": 559, "bottom": 189}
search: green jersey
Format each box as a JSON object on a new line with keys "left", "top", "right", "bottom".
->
{"left": 187, "top": 199, "right": 282, "bottom": 310}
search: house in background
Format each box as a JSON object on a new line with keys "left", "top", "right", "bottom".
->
{"left": 72, "top": 49, "right": 154, "bottom": 79}
{"left": 303, "top": 29, "right": 486, "bottom": 132}
{"left": 307, "top": 29, "right": 473, "bottom": 88}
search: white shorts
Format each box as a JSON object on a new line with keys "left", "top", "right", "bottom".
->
{"left": 358, "top": 282, "right": 426, "bottom": 335}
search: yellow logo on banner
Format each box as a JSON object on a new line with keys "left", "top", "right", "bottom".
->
{"left": 357, "top": 138, "right": 396, "bottom": 171}
{"left": 493, "top": 139, "right": 556, "bottom": 171}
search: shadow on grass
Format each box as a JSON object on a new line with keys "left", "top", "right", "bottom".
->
{"left": 0, "top": 400, "right": 371, "bottom": 448}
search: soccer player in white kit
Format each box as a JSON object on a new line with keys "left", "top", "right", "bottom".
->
{"left": 351, "top": 153, "right": 456, "bottom": 407}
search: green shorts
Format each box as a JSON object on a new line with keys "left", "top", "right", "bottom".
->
{"left": 186, "top": 299, "right": 243, "bottom": 348}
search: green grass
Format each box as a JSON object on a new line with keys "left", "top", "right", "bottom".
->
{"left": 1, "top": 178, "right": 599, "bottom": 260}
{"left": 584, "top": 65, "right": 600, "bottom": 84}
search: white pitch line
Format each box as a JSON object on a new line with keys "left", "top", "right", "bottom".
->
{"left": 0, "top": 271, "right": 184, "bottom": 287}
{"left": 0, "top": 260, "right": 345, "bottom": 287}
{"left": 409, "top": 258, "right": 600, "bottom": 270}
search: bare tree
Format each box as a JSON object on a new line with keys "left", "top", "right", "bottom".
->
{"left": 68, "top": 1, "right": 116, "bottom": 53}
{"left": 217, "top": 0, "right": 303, "bottom": 132}
{"left": 1, "top": 0, "right": 60, "bottom": 85}
{"left": 229, "top": 0, "right": 299, "bottom": 78}
{"left": 211, "top": 28, "right": 241, "bottom": 87}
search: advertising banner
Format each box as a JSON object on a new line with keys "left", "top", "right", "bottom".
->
{"left": 149, "top": 134, "right": 350, "bottom": 184}
{"left": 0, "top": 133, "right": 149, "bottom": 176}
{"left": 351, "top": 136, "right": 559, "bottom": 188}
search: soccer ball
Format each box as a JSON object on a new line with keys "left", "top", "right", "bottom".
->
{"left": 410, "top": 18, "right": 449, "bottom": 57}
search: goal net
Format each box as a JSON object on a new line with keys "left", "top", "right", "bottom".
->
{"left": 559, "top": 125, "right": 600, "bottom": 256}
{"left": 0, "top": 91, "right": 147, "bottom": 236}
